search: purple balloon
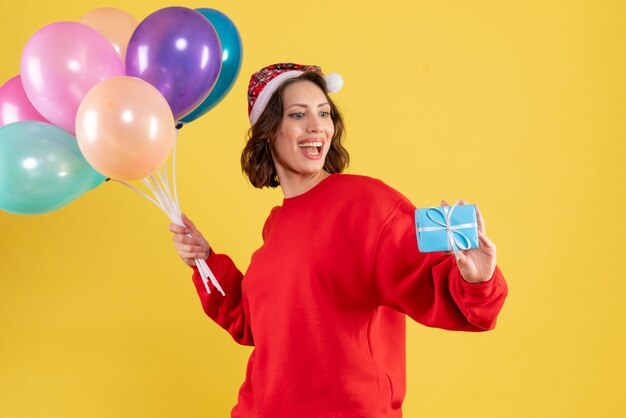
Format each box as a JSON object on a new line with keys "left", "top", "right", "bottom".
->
{"left": 126, "top": 7, "right": 222, "bottom": 121}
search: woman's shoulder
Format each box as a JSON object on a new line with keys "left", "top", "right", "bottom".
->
{"left": 261, "top": 206, "right": 282, "bottom": 241}
{"left": 331, "top": 173, "right": 411, "bottom": 208}
{"left": 333, "top": 173, "right": 403, "bottom": 195}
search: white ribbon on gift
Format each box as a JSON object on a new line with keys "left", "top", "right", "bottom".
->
{"left": 416, "top": 201, "right": 477, "bottom": 260}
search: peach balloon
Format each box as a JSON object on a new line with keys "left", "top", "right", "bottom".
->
{"left": 75, "top": 76, "right": 175, "bottom": 181}
{"left": 80, "top": 7, "right": 139, "bottom": 62}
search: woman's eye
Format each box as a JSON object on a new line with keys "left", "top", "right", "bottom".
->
{"left": 320, "top": 111, "right": 330, "bottom": 118}
{"left": 289, "top": 112, "right": 305, "bottom": 119}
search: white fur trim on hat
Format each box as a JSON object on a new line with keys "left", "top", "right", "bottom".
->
{"left": 249, "top": 70, "right": 304, "bottom": 125}
{"left": 249, "top": 69, "right": 345, "bottom": 125}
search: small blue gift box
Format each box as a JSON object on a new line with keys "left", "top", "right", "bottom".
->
{"left": 415, "top": 204, "right": 478, "bottom": 253}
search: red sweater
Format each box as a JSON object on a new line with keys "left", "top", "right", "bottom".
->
{"left": 192, "top": 174, "right": 507, "bottom": 417}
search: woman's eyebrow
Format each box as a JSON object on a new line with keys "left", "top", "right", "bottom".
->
{"left": 285, "top": 102, "right": 330, "bottom": 109}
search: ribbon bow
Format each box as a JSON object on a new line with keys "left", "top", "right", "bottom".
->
{"left": 417, "top": 202, "right": 477, "bottom": 260}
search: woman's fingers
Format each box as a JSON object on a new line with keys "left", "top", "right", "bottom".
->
{"left": 478, "top": 231, "right": 496, "bottom": 251}
{"left": 176, "top": 240, "right": 209, "bottom": 259}
{"left": 178, "top": 249, "right": 209, "bottom": 260}
{"left": 180, "top": 215, "right": 209, "bottom": 245}
{"left": 172, "top": 233, "right": 198, "bottom": 245}
{"left": 440, "top": 199, "right": 466, "bottom": 206}
{"left": 182, "top": 213, "right": 197, "bottom": 230}
{"left": 169, "top": 214, "right": 198, "bottom": 236}
{"left": 173, "top": 231, "right": 209, "bottom": 255}
{"left": 169, "top": 215, "right": 210, "bottom": 266}
{"left": 169, "top": 222, "right": 188, "bottom": 234}
{"left": 178, "top": 252, "right": 204, "bottom": 266}
{"left": 475, "top": 205, "right": 486, "bottom": 235}
{"left": 174, "top": 241, "right": 205, "bottom": 253}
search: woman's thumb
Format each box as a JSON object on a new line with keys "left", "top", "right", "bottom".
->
{"left": 181, "top": 213, "right": 194, "bottom": 229}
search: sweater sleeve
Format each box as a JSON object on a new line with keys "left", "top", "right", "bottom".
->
{"left": 190, "top": 207, "right": 281, "bottom": 346}
{"left": 372, "top": 198, "right": 508, "bottom": 331}
{"left": 191, "top": 252, "right": 253, "bottom": 346}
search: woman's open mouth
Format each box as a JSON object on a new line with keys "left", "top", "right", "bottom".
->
{"left": 298, "top": 141, "right": 323, "bottom": 157}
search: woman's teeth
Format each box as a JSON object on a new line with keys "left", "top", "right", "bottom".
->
{"left": 299, "top": 142, "right": 323, "bottom": 154}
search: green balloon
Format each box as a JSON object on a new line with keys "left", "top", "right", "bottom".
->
{"left": 0, "top": 121, "right": 105, "bottom": 215}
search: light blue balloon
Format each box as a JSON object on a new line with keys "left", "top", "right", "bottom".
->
{"left": 0, "top": 121, "right": 106, "bottom": 215}
{"left": 181, "top": 8, "right": 243, "bottom": 124}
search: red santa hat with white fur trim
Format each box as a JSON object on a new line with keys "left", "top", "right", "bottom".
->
{"left": 247, "top": 63, "right": 343, "bottom": 125}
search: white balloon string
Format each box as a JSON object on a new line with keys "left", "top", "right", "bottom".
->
{"left": 156, "top": 168, "right": 169, "bottom": 200}
{"left": 153, "top": 175, "right": 172, "bottom": 215}
{"left": 149, "top": 175, "right": 177, "bottom": 222}
{"left": 198, "top": 258, "right": 225, "bottom": 296}
{"left": 161, "top": 164, "right": 181, "bottom": 221}
{"left": 141, "top": 177, "right": 174, "bottom": 222}
{"left": 172, "top": 130, "right": 181, "bottom": 213}
{"left": 160, "top": 162, "right": 170, "bottom": 197}
{"left": 157, "top": 167, "right": 179, "bottom": 220}
{"left": 195, "top": 258, "right": 212, "bottom": 295}
{"left": 141, "top": 178, "right": 163, "bottom": 208}
{"left": 114, "top": 179, "right": 167, "bottom": 214}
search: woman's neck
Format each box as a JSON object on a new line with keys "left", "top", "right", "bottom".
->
{"left": 278, "top": 170, "right": 331, "bottom": 198}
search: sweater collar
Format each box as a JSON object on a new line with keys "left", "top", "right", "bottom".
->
{"left": 281, "top": 173, "right": 339, "bottom": 209}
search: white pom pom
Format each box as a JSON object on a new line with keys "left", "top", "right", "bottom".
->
{"left": 324, "top": 73, "right": 344, "bottom": 93}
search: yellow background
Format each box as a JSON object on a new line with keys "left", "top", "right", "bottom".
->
{"left": 1, "top": 0, "right": 624, "bottom": 417}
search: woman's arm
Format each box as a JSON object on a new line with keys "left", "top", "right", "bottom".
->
{"left": 170, "top": 215, "right": 254, "bottom": 346}
{"left": 372, "top": 199, "right": 508, "bottom": 331}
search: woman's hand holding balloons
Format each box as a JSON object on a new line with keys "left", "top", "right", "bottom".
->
{"left": 169, "top": 214, "right": 211, "bottom": 267}
{"left": 0, "top": 5, "right": 233, "bottom": 292}
{"left": 1, "top": 5, "right": 237, "bottom": 294}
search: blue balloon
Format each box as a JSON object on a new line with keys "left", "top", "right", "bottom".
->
{"left": 0, "top": 121, "right": 106, "bottom": 215}
{"left": 181, "top": 8, "right": 243, "bottom": 124}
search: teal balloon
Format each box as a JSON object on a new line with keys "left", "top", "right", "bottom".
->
{"left": 0, "top": 121, "right": 106, "bottom": 215}
{"left": 181, "top": 8, "right": 243, "bottom": 124}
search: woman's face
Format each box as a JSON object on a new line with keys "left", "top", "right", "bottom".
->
{"left": 271, "top": 80, "right": 335, "bottom": 182}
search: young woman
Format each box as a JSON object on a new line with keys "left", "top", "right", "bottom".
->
{"left": 169, "top": 63, "right": 508, "bottom": 418}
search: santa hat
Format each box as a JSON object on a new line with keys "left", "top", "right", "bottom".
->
{"left": 247, "top": 63, "right": 343, "bottom": 125}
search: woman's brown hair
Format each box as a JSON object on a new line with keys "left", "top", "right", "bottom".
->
{"left": 241, "top": 71, "right": 349, "bottom": 188}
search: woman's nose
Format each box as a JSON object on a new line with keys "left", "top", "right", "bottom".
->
{"left": 306, "top": 114, "right": 322, "bottom": 132}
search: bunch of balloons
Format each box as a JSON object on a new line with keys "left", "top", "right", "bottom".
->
{"left": 0, "top": 6, "right": 243, "bottom": 215}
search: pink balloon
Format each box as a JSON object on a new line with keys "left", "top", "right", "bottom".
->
{"left": 20, "top": 22, "right": 124, "bottom": 133}
{"left": 0, "top": 76, "right": 48, "bottom": 127}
